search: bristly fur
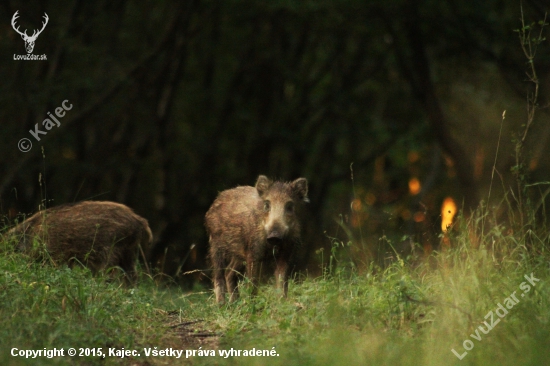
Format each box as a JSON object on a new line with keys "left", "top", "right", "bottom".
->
{"left": 205, "top": 175, "right": 308, "bottom": 304}
{"left": 4, "top": 201, "right": 152, "bottom": 281}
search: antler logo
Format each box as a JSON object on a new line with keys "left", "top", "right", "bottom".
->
{"left": 11, "top": 11, "right": 49, "bottom": 54}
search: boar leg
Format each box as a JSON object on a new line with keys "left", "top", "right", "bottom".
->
{"left": 211, "top": 246, "right": 227, "bottom": 304}
{"left": 274, "top": 257, "right": 292, "bottom": 297}
{"left": 246, "top": 254, "right": 260, "bottom": 296}
{"left": 226, "top": 258, "right": 242, "bottom": 302}
{"left": 118, "top": 240, "right": 138, "bottom": 284}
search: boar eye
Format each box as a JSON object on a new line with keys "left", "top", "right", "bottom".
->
{"left": 285, "top": 202, "right": 294, "bottom": 214}
{"left": 263, "top": 200, "right": 271, "bottom": 212}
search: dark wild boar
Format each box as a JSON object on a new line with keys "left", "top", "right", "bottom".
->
{"left": 5, "top": 201, "right": 152, "bottom": 279}
{"left": 205, "top": 175, "right": 309, "bottom": 304}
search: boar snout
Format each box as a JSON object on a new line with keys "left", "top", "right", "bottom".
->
{"left": 267, "top": 233, "right": 283, "bottom": 242}
{"left": 266, "top": 223, "right": 287, "bottom": 242}
{"left": 267, "top": 235, "right": 283, "bottom": 247}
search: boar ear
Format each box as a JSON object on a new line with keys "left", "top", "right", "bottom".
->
{"left": 255, "top": 175, "right": 272, "bottom": 197}
{"left": 291, "top": 178, "right": 309, "bottom": 202}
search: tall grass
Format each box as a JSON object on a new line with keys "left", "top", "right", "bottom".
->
{"left": 2, "top": 195, "right": 550, "bottom": 365}
{"left": 191, "top": 209, "right": 550, "bottom": 365}
{"left": 0, "top": 240, "right": 185, "bottom": 365}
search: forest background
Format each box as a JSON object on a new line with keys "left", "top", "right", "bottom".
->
{"left": 1, "top": 0, "right": 549, "bottom": 286}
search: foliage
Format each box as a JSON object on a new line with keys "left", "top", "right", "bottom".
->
{"left": 2, "top": 200, "right": 550, "bottom": 365}
{"left": 1, "top": 1, "right": 549, "bottom": 281}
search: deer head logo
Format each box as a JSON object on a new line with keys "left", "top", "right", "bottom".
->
{"left": 11, "top": 11, "right": 49, "bottom": 54}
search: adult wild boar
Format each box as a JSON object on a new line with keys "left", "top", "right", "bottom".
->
{"left": 5, "top": 201, "right": 152, "bottom": 279}
{"left": 205, "top": 175, "right": 309, "bottom": 304}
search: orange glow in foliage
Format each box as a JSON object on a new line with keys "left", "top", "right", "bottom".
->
{"left": 441, "top": 197, "right": 457, "bottom": 232}
{"left": 413, "top": 211, "right": 425, "bottom": 222}
{"left": 351, "top": 198, "right": 362, "bottom": 212}
{"left": 365, "top": 192, "right": 376, "bottom": 205}
{"left": 529, "top": 157, "right": 539, "bottom": 171}
{"left": 408, "top": 177, "right": 421, "bottom": 195}
{"left": 408, "top": 151, "right": 420, "bottom": 163}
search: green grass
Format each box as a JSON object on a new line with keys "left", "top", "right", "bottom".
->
{"left": 2, "top": 211, "right": 550, "bottom": 365}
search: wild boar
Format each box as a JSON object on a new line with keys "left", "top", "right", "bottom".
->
{"left": 4, "top": 201, "right": 152, "bottom": 280}
{"left": 205, "top": 175, "right": 309, "bottom": 304}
